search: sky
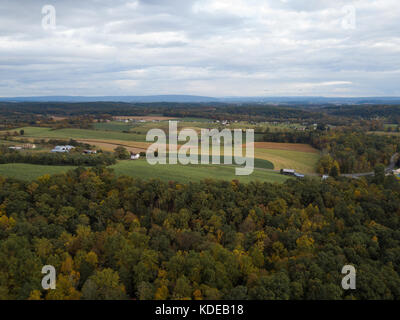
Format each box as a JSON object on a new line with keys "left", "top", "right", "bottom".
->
{"left": 0, "top": 0, "right": 399, "bottom": 97}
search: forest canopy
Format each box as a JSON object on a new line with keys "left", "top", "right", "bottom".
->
{"left": 0, "top": 168, "right": 399, "bottom": 300}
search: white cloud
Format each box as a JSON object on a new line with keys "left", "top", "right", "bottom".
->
{"left": 0, "top": 0, "right": 399, "bottom": 97}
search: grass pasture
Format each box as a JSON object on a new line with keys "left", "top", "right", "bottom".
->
{"left": 0, "top": 160, "right": 287, "bottom": 184}
{"left": 0, "top": 163, "right": 76, "bottom": 180}
{"left": 93, "top": 121, "right": 134, "bottom": 132}
{"left": 110, "top": 160, "right": 288, "bottom": 184}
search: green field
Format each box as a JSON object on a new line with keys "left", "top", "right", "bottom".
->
{"left": 8, "top": 127, "right": 147, "bottom": 142}
{"left": 166, "top": 154, "right": 274, "bottom": 170}
{"left": 0, "top": 160, "right": 287, "bottom": 183}
{"left": 93, "top": 121, "right": 134, "bottom": 132}
{"left": 110, "top": 160, "right": 288, "bottom": 184}
{"left": 0, "top": 163, "right": 76, "bottom": 180}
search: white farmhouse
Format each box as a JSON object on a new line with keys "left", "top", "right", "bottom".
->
{"left": 130, "top": 153, "right": 140, "bottom": 160}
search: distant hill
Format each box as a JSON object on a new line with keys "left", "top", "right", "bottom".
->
{"left": 1, "top": 95, "right": 400, "bottom": 104}
{"left": 0, "top": 95, "right": 219, "bottom": 103}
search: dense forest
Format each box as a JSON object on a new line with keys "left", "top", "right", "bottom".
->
{"left": 0, "top": 167, "right": 399, "bottom": 300}
{"left": 314, "top": 132, "right": 399, "bottom": 174}
{"left": 324, "top": 105, "right": 400, "bottom": 122}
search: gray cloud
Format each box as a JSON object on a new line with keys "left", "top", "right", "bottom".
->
{"left": 0, "top": 0, "right": 399, "bottom": 97}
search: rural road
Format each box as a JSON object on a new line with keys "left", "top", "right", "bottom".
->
{"left": 340, "top": 153, "right": 399, "bottom": 179}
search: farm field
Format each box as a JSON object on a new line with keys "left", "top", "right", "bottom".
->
{"left": 93, "top": 120, "right": 263, "bottom": 141}
{"left": 0, "top": 163, "right": 76, "bottom": 180}
{"left": 250, "top": 142, "right": 320, "bottom": 173}
{"left": 254, "top": 149, "right": 320, "bottom": 173}
{"left": 110, "top": 160, "right": 288, "bottom": 184}
{"left": 93, "top": 121, "right": 135, "bottom": 132}
{"left": 5, "top": 127, "right": 147, "bottom": 142}
{"left": 0, "top": 160, "right": 287, "bottom": 183}
{"left": 112, "top": 116, "right": 177, "bottom": 121}
{"left": 253, "top": 142, "right": 319, "bottom": 153}
{"left": 1, "top": 125, "right": 321, "bottom": 175}
{"left": 77, "top": 139, "right": 150, "bottom": 153}
{"left": 157, "top": 154, "right": 274, "bottom": 170}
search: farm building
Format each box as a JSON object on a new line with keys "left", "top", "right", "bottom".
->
{"left": 8, "top": 144, "right": 36, "bottom": 150}
{"left": 83, "top": 150, "right": 97, "bottom": 155}
{"left": 51, "top": 145, "right": 75, "bottom": 153}
{"left": 281, "top": 169, "right": 296, "bottom": 176}
{"left": 22, "top": 143, "right": 36, "bottom": 149}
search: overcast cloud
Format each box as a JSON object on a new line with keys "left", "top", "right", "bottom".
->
{"left": 0, "top": 0, "right": 399, "bottom": 97}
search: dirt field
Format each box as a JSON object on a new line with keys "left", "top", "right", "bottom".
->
{"left": 253, "top": 142, "right": 319, "bottom": 153}
{"left": 50, "top": 116, "right": 68, "bottom": 121}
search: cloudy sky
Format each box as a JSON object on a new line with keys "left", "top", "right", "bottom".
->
{"left": 0, "top": 0, "right": 399, "bottom": 97}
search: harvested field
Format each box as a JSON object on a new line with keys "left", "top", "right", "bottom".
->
{"left": 77, "top": 139, "right": 151, "bottom": 153}
{"left": 253, "top": 142, "right": 319, "bottom": 153}
{"left": 254, "top": 149, "right": 320, "bottom": 174}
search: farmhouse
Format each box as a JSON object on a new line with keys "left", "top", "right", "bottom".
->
{"left": 130, "top": 153, "right": 140, "bottom": 160}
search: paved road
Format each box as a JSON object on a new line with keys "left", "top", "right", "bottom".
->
{"left": 251, "top": 153, "right": 399, "bottom": 180}
{"left": 341, "top": 153, "right": 399, "bottom": 179}
{"left": 387, "top": 153, "right": 399, "bottom": 172}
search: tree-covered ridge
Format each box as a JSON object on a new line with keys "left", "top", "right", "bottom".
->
{"left": 1, "top": 102, "right": 400, "bottom": 129}
{"left": 0, "top": 168, "right": 399, "bottom": 300}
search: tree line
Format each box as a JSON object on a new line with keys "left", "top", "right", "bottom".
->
{"left": 0, "top": 149, "right": 116, "bottom": 167}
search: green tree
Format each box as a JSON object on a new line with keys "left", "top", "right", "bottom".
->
{"left": 114, "top": 146, "right": 130, "bottom": 160}
{"left": 82, "top": 269, "right": 127, "bottom": 300}
{"left": 374, "top": 164, "right": 386, "bottom": 185}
